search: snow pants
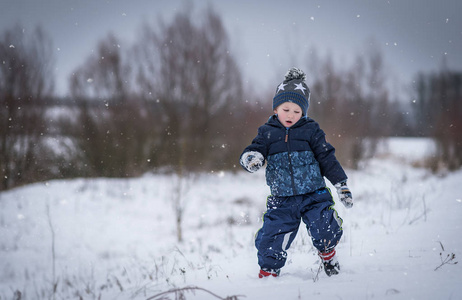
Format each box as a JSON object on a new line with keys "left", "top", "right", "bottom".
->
{"left": 255, "top": 188, "right": 343, "bottom": 270}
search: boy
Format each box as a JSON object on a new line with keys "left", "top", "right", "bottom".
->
{"left": 240, "top": 67, "right": 353, "bottom": 278}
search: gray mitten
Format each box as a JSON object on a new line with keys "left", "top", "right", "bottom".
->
{"left": 240, "top": 151, "right": 264, "bottom": 173}
{"left": 335, "top": 181, "right": 353, "bottom": 209}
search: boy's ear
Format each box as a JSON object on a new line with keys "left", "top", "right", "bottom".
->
{"left": 273, "top": 109, "right": 278, "bottom": 114}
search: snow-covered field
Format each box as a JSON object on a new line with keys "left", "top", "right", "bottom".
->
{"left": 1, "top": 137, "right": 461, "bottom": 300}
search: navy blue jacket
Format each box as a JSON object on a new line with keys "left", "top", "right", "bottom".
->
{"left": 241, "top": 115, "right": 347, "bottom": 197}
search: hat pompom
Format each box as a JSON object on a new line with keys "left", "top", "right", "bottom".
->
{"left": 284, "top": 67, "right": 306, "bottom": 83}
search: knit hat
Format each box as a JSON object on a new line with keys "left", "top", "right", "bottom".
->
{"left": 273, "top": 67, "right": 310, "bottom": 115}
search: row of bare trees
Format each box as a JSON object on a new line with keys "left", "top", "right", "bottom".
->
{"left": 1, "top": 7, "right": 461, "bottom": 191}
{"left": 65, "top": 7, "right": 248, "bottom": 180}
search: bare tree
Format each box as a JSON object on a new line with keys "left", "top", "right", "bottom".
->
{"left": 69, "top": 33, "right": 150, "bottom": 177}
{"left": 133, "top": 6, "right": 244, "bottom": 172}
{"left": 0, "top": 24, "right": 54, "bottom": 190}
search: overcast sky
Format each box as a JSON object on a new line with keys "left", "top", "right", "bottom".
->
{"left": 1, "top": 0, "right": 461, "bottom": 97}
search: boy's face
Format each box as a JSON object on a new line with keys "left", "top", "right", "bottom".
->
{"left": 274, "top": 102, "right": 302, "bottom": 128}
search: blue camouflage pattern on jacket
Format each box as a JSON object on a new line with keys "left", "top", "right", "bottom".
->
{"left": 240, "top": 115, "right": 347, "bottom": 197}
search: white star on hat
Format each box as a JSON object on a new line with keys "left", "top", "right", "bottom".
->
{"left": 277, "top": 83, "right": 287, "bottom": 93}
{"left": 294, "top": 82, "right": 306, "bottom": 95}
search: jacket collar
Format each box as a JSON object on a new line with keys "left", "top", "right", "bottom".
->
{"left": 267, "top": 114, "right": 310, "bottom": 129}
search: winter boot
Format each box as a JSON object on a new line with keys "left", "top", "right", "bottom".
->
{"left": 319, "top": 249, "right": 340, "bottom": 276}
{"left": 258, "top": 268, "right": 280, "bottom": 278}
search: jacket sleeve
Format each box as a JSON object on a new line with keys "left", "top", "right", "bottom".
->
{"left": 309, "top": 122, "right": 347, "bottom": 185}
{"left": 239, "top": 126, "right": 268, "bottom": 169}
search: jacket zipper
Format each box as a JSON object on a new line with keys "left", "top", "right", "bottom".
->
{"left": 285, "top": 128, "right": 297, "bottom": 194}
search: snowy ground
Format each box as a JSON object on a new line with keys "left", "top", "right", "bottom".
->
{"left": 0, "top": 137, "right": 461, "bottom": 300}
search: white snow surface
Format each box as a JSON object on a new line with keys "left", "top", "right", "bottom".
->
{"left": 0, "top": 138, "right": 461, "bottom": 300}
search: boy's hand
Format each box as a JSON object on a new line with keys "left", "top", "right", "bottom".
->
{"left": 335, "top": 181, "right": 353, "bottom": 209}
{"left": 240, "top": 151, "right": 264, "bottom": 173}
